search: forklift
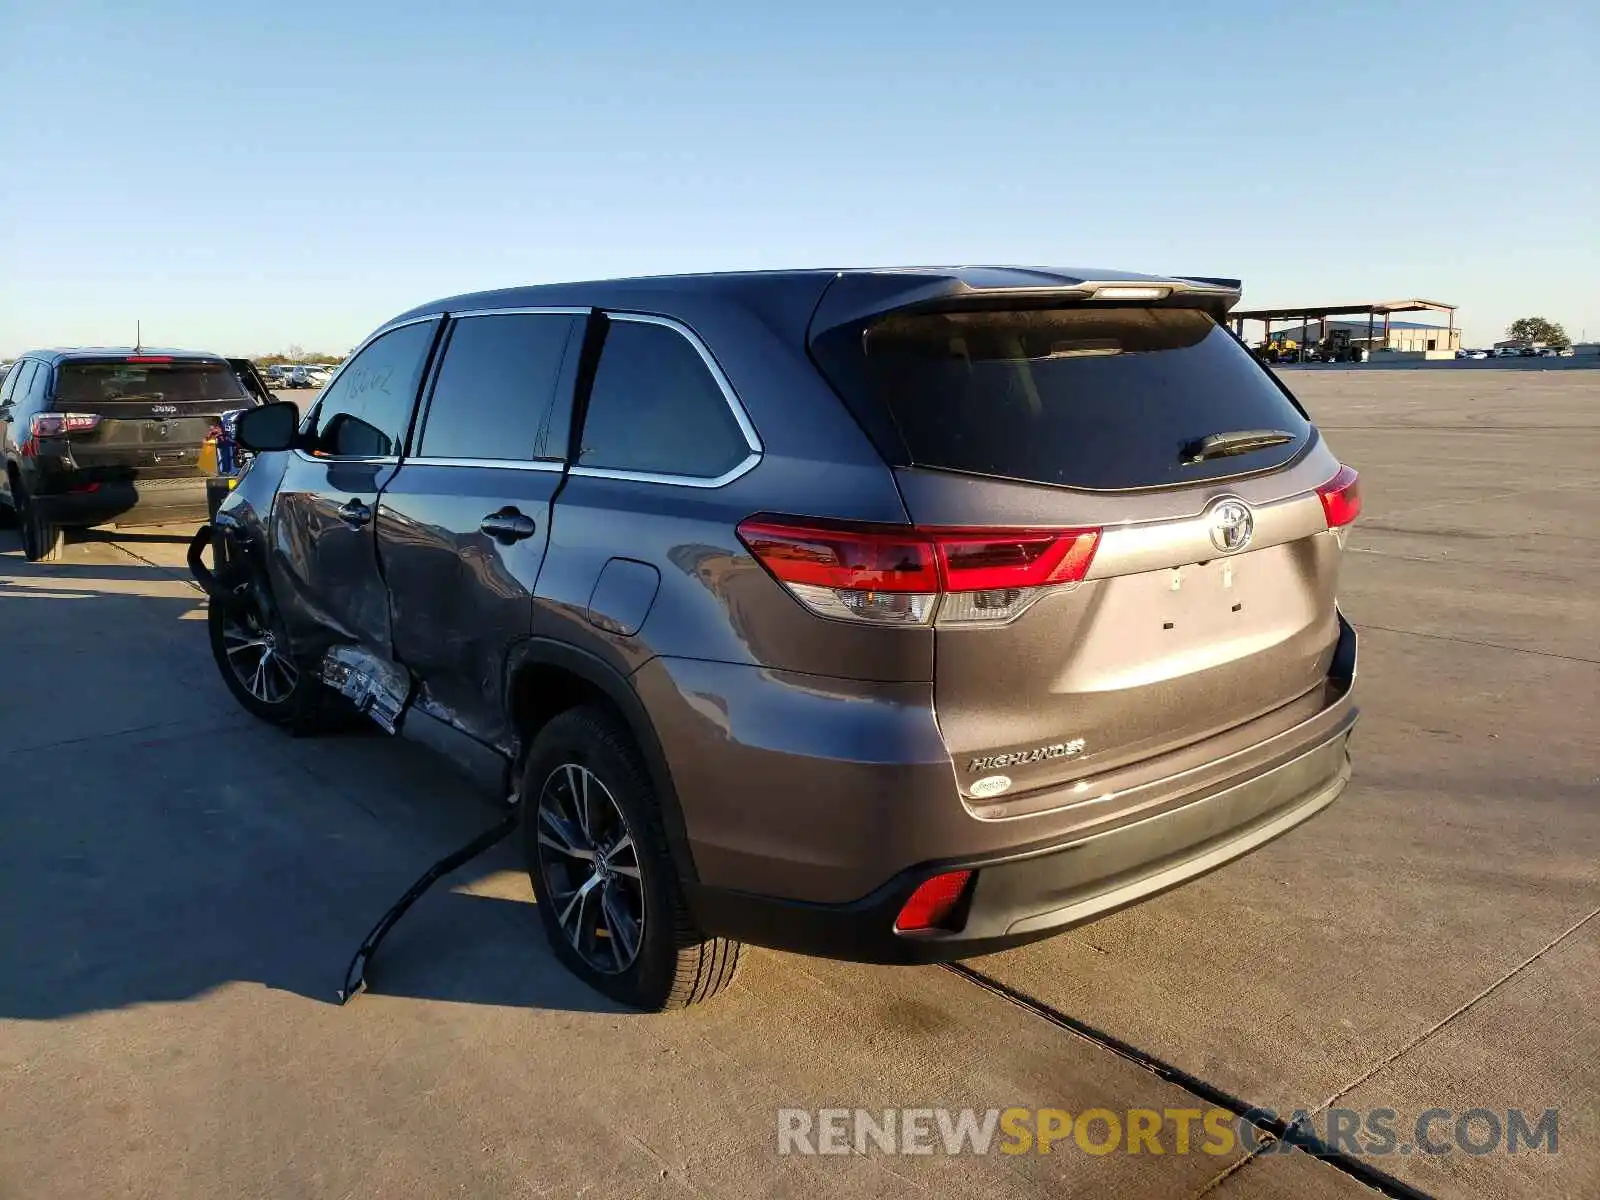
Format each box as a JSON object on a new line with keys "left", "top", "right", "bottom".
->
{"left": 1318, "top": 329, "right": 1368, "bottom": 364}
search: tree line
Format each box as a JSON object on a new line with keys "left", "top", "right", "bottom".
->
{"left": 252, "top": 344, "right": 345, "bottom": 367}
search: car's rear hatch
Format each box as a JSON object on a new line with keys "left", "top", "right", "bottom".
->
{"left": 807, "top": 272, "right": 1357, "bottom": 812}
{"left": 50, "top": 356, "right": 252, "bottom": 480}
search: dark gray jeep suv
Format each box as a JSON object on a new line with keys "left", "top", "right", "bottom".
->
{"left": 199, "top": 268, "right": 1360, "bottom": 1009}
{"left": 1, "top": 348, "right": 272, "bottom": 559}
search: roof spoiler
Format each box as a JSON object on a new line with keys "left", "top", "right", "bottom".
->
{"left": 1173, "top": 275, "right": 1242, "bottom": 292}
{"left": 809, "top": 270, "right": 1245, "bottom": 340}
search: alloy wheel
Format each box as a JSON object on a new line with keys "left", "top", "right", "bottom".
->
{"left": 219, "top": 602, "right": 300, "bottom": 705}
{"left": 534, "top": 763, "right": 645, "bottom": 974}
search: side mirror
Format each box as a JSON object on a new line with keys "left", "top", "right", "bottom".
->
{"left": 235, "top": 401, "right": 301, "bottom": 452}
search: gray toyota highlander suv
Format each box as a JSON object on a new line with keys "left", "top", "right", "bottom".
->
{"left": 198, "top": 267, "right": 1360, "bottom": 1009}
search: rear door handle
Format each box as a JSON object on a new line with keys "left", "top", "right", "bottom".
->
{"left": 337, "top": 498, "right": 372, "bottom": 527}
{"left": 480, "top": 507, "right": 538, "bottom": 544}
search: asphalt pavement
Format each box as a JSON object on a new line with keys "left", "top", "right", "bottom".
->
{"left": 1, "top": 369, "right": 1595, "bottom": 1199}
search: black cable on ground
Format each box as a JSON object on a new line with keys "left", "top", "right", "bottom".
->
{"left": 337, "top": 809, "right": 520, "bottom": 1004}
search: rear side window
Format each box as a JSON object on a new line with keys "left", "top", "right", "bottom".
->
{"left": 420, "top": 313, "right": 577, "bottom": 461}
{"left": 53, "top": 360, "right": 244, "bottom": 407}
{"left": 22, "top": 362, "right": 52, "bottom": 409}
{"left": 310, "top": 320, "right": 438, "bottom": 458}
{"left": 811, "top": 307, "right": 1312, "bottom": 490}
{"left": 577, "top": 318, "right": 750, "bottom": 480}
{"left": 2, "top": 361, "right": 34, "bottom": 406}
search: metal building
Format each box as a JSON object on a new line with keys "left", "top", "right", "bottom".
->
{"left": 1231, "top": 299, "right": 1461, "bottom": 355}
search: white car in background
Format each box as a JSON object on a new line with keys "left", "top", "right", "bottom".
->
{"left": 286, "top": 365, "right": 331, "bottom": 389}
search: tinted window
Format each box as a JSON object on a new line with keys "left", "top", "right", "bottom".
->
{"left": 420, "top": 313, "right": 577, "bottom": 460}
{"left": 1, "top": 361, "right": 33, "bottom": 406}
{"left": 23, "top": 362, "right": 51, "bottom": 408}
{"left": 578, "top": 319, "right": 750, "bottom": 479}
{"left": 811, "top": 307, "right": 1313, "bottom": 490}
{"left": 53, "top": 360, "right": 244, "bottom": 407}
{"left": 310, "top": 321, "right": 438, "bottom": 458}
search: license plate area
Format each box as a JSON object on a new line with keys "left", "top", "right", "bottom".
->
{"left": 93, "top": 417, "right": 213, "bottom": 446}
{"left": 1153, "top": 553, "right": 1264, "bottom": 642}
{"left": 1061, "top": 544, "right": 1314, "bottom": 692}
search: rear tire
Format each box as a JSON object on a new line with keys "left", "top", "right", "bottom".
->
{"left": 521, "top": 705, "right": 742, "bottom": 1010}
{"left": 15, "top": 481, "right": 66, "bottom": 562}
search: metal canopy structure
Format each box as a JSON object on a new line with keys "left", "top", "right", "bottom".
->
{"left": 1231, "top": 298, "right": 1457, "bottom": 351}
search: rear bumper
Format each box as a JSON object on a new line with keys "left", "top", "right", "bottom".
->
{"left": 31, "top": 475, "right": 210, "bottom": 528}
{"left": 688, "top": 722, "right": 1354, "bottom": 963}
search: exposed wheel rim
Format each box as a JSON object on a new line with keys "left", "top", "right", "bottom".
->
{"left": 219, "top": 602, "right": 300, "bottom": 705}
{"left": 534, "top": 763, "right": 645, "bottom": 974}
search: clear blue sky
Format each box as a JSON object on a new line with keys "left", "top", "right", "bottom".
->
{"left": 2, "top": 0, "right": 1595, "bottom": 355}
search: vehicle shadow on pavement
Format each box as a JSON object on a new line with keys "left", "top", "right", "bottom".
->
{"left": 81, "top": 529, "right": 195, "bottom": 545}
{"left": 0, "top": 562, "right": 201, "bottom": 587}
{"left": 0, "top": 549, "right": 624, "bottom": 1021}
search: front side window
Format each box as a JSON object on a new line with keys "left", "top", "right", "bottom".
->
{"left": 419, "top": 313, "right": 578, "bottom": 461}
{"left": 309, "top": 320, "right": 438, "bottom": 458}
{"left": 577, "top": 318, "right": 751, "bottom": 479}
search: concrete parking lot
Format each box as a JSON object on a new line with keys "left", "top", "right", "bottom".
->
{"left": 2, "top": 368, "right": 1596, "bottom": 1199}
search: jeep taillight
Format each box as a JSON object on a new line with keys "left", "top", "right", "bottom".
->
{"left": 1316, "top": 465, "right": 1361, "bottom": 528}
{"left": 736, "top": 516, "right": 1100, "bottom": 627}
{"left": 29, "top": 413, "right": 101, "bottom": 437}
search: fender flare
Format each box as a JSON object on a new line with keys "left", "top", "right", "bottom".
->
{"left": 503, "top": 639, "right": 699, "bottom": 884}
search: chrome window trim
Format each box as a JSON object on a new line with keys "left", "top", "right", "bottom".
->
{"left": 290, "top": 451, "right": 400, "bottom": 467}
{"left": 403, "top": 455, "right": 564, "bottom": 472}
{"left": 294, "top": 313, "right": 444, "bottom": 463}
{"left": 568, "top": 459, "right": 759, "bottom": 489}
{"left": 571, "top": 310, "right": 763, "bottom": 489}
{"left": 446, "top": 305, "right": 590, "bottom": 319}
{"left": 314, "top": 312, "right": 443, "bottom": 398}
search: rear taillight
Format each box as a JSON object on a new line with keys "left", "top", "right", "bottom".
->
{"left": 1316, "top": 465, "right": 1361, "bottom": 528}
{"left": 737, "top": 517, "right": 1100, "bottom": 627}
{"left": 29, "top": 413, "right": 101, "bottom": 437}
{"left": 895, "top": 870, "right": 973, "bottom": 933}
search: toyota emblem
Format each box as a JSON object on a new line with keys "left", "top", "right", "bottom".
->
{"left": 1207, "top": 498, "right": 1254, "bottom": 554}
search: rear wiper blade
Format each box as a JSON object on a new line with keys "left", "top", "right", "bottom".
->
{"left": 1181, "top": 429, "right": 1296, "bottom": 464}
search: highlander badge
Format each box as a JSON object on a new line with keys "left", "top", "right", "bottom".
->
{"left": 969, "top": 738, "right": 1086, "bottom": 773}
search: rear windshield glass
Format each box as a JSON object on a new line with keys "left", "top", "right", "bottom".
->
{"left": 811, "top": 307, "right": 1312, "bottom": 490}
{"left": 53, "top": 361, "right": 245, "bottom": 408}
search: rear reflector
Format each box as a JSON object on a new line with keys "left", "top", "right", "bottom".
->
{"left": 737, "top": 517, "right": 1100, "bottom": 627}
{"left": 895, "top": 870, "right": 973, "bottom": 933}
{"left": 1316, "top": 465, "right": 1361, "bottom": 528}
{"left": 29, "top": 412, "right": 101, "bottom": 437}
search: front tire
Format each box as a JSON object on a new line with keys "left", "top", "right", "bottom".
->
{"left": 521, "top": 705, "right": 741, "bottom": 1010}
{"left": 207, "top": 582, "right": 322, "bottom": 725}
